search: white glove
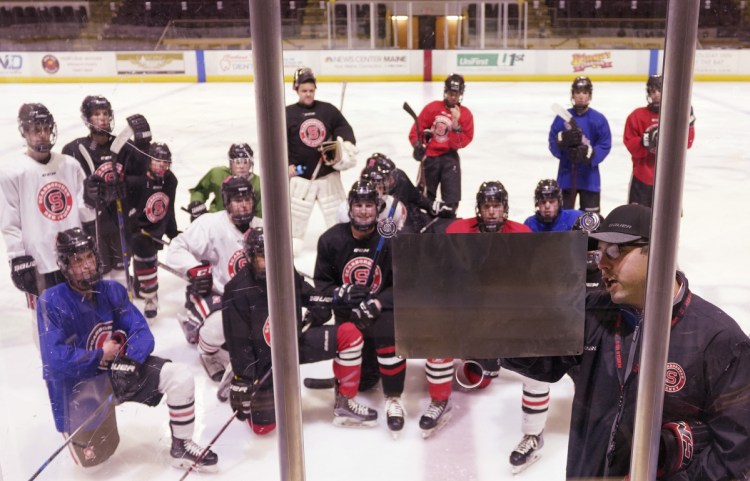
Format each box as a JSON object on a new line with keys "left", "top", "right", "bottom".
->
{"left": 333, "top": 136, "right": 357, "bottom": 171}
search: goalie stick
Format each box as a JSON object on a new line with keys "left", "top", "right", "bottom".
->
{"left": 303, "top": 197, "right": 400, "bottom": 390}
{"left": 27, "top": 394, "right": 115, "bottom": 481}
{"left": 551, "top": 103, "right": 584, "bottom": 208}
{"left": 403, "top": 102, "right": 428, "bottom": 197}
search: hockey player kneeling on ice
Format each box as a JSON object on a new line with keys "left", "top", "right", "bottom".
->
{"left": 165, "top": 175, "right": 263, "bottom": 383}
{"left": 222, "top": 227, "right": 377, "bottom": 432}
{"left": 36, "top": 228, "right": 218, "bottom": 471}
{"left": 334, "top": 164, "right": 407, "bottom": 230}
{"left": 314, "top": 181, "right": 406, "bottom": 437}
{"left": 286, "top": 67, "right": 358, "bottom": 240}
{"left": 126, "top": 142, "right": 179, "bottom": 319}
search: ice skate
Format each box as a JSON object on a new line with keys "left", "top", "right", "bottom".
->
{"left": 333, "top": 392, "right": 378, "bottom": 428}
{"left": 384, "top": 396, "right": 405, "bottom": 439}
{"left": 419, "top": 398, "right": 452, "bottom": 439}
{"left": 510, "top": 432, "right": 544, "bottom": 474}
{"left": 200, "top": 351, "right": 228, "bottom": 382}
{"left": 170, "top": 436, "right": 219, "bottom": 473}
{"left": 144, "top": 296, "right": 158, "bottom": 320}
{"left": 177, "top": 312, "right": 201, "bottom": 344}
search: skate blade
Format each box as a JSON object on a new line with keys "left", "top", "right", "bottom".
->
{"left": 420, "top": 410, "right": 453, "bottom": 439}
{"left": 511, "top": 453, "right": 541, "bottom": 475}
{"left": 333, "top": 417, "right": 377, "bottom": 428}
{"left": 171, "top": 459, "right": 220, "bottom": 473}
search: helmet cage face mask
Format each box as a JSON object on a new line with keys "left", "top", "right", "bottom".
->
{"left": 475, "top": 182, "right": 508, "bottom": 232}
{"left": 81, "top": 96, "right": 114, "bottom": 135}
{"left": 228, "top": 143, "right": 254, "bottom": 177}
{"left": 348, "top": 181, "right": 379, "bottom": 231}
{"left": 18, "top": 103, "right": 57, "bottom": 153}
{"left": 243, "top": 227, "right": 266, "bottom": 280}
{"left": 570, "top": 76, "right": 593, "bottom": 114}
{"left": 148, "top": 143, "right": 172, "bottom": 178}
{"left": 56, "top": 229, "right": 103, "bottom": 291}
{"left": 534, "top": 179, "right": 563, "bottom": 223}
{"left": 444, "top": 73, "right": 465, "bottom": 104}
{"left": 222, "top": 176, "right": 255, "bottom": 227}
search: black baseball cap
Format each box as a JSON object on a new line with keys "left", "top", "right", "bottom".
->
{"left": 589, "top": 204, "right": 652, "bottom": 244}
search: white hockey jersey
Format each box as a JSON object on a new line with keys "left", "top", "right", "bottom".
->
{"left": 0, "top": 152, "right": 95, "bottom": 274}
{"left": 165, "top": 210, "right": 262, "bottom": 295}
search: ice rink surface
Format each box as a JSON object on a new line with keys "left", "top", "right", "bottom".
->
{"left": 0, "top": 80, "right": 748, "bottom": 481}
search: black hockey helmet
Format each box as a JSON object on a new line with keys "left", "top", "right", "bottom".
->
{"left": 228, "top": 142, "right": 254, "bottom": 177}
{"left": 573, "top": 211, "right": 605, "bottom": 270}
{"left": 571, "top": 76, "right": 593, "bottom": 96}
{"left": 56, "top": 227, "right": 103, "bottom": 291}
{"left": 534, "top": 179, "right": 563, "bottom": 224}
{"left": 243, "top": 226, "right": 266, "bottom": 280}
{"left": 222, "top": 175, "right": 255, "bottom": 226}
{"left": 444, "top": 73, "right": 466, "bottom": 95}
{"left": 475, "top": 181, "right": 508, "bottom": 232}
{"left": 348, "top": 180, "right": 379, "bottom": 232}
{"left": 293, "top": 67, "right": 316, "bottom": 90}
{"left": 646, "top": 75, "right": 663, "bottom": 112}
{"left": 148, "top": 142, "right": 172, "bottom": 178}
{"left": 80, "top": 95, "right": 114, "bottom": 134}
{"left": 366, "top": 152, "right": 396, "bottom": 171}
{"left": 18, "top": 103, "right": 57, "bottom": 152}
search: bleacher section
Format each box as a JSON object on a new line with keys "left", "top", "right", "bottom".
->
{"left": 0, "top": 2, "right": 88, "bottom": 40}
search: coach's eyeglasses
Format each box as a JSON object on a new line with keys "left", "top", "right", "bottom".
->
{"left": 594, "top": 241, "right": 649, "bottom": 263}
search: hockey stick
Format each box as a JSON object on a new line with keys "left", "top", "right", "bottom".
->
{"left": 303, "top": 198, "right": 399, "bottom": 391}
{"left": 78, "top": 144, "right": 101, "bottom": 253}
{"left": 178, "top": 368, "right": 272, "bottom": 480}
{"left": 419, "top": 216, "right": 441, "bottom": 234}
{"left": 403, "top": 102, "right": 428, "bottom": 198}
{"left": 551, "top": 103, "right": 581, "bottom": 209}
{"left": 27, "top": 393, "right": 115, "bottom": 481}
{"left": 340, "top": 81, "right": 348, "bottom": 111}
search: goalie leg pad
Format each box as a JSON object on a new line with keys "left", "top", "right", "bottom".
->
{"left": 66, "top": 374, "right": 120, "bottom": 467}
{"left": 290, "top": 176, "right": 316, "bottom": 239}
{"left": 316, "top": 172, "right": 347, "bottom": 227}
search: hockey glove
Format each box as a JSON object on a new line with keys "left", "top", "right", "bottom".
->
{"left": 83, "top": 174, "right": 106, "bottom": 208}
{"left": 333, "top": 136, "right": 358, "bottom": 171}
{"left": 187, "top": 261, "right": 213, "bottom": 296}
{"left": 332, "top": 283, "right": 371, "bottom": 306}
{"left": 657, "top": 420, "right": 710, "bottom": 478}
{"left": 126, "top": 114, "right": 152, "bottom": 150}
{"left": 186, "top": 200, "right": 207, "bottom": 222}
{"left": 229, "top": 377, "right": 254, "bottom": 421}
{"left": 643, "top": 125, "right": 659, "bottom": 152}
{"left": 423, "top": 128, "right": 434, "bottom": 144}
{"left": 351, "top": 299, "right": 381, "bottom": 330}
{"left": 110, "top": 356, "right": 143, "bottom": 401}
{"left": 430, "top": 200, "right": 455, "bottom": 218}
{"left": 10, "top": 255, "right": 39, "bottom": 296}
{"left": 568, "top": 144, "right": 594, "bottom": 165}
{"left": 557, "top": 127, "right": 583, "bottom": 149}
{"left": 412, "top": 142, "right": 427, "bottom": 162}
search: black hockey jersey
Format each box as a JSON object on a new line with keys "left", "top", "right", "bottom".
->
{"left": 285, "top": 100, "right": 355, "bottom": 180}
{"left": 125, "top": 172, "right": 178, "bottom": 240}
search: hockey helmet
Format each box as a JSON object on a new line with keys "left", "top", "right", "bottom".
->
{"left": 475, "top": 181, "right": 508, "bottom": 233}
{"left": 293, "top": 67, "right": 316, "bottom": 90}
{"left": 228, "top": 142, "right": 254, "bottom": 177}
{"left": 148, "top": 142, "right": 172, "bottom": 178}
{"left": 348, "top": 180, "right": 379, "bottom": 232}
{"left": 222, "top": 175, "right": 255, "bottom": 227}
{"left": 56, "top": 227, "right": 103, "bottom": 291}
{"left": 81, "top": 95, "right": 114, "bottom": 134}
{"left": 18, "top": 103, "right": 57, "bottom": 153}
{"left": 366, "top": 152, "right": 396, "bottom": 172}
{"left": 444, "top": 73, "right": 466, "bottom": 95}
{"left": 243, "top": 226, "right": 266, "bottom": 280}
{"left": 534, "top": 179, "right": 563, "bottom": 224}
{"left": 646, "top": 75, "right": 663, "bottom": 112}
{"left": 360, "top": 164, "right": 392, "bottom": 200}
{"left": 571, "top": 76, "right": 593, "bottom": 96}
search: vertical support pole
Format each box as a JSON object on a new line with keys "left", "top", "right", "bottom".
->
{"left": 629, "top": 1, "right": 700, "bottom": 480}
{"left": 248, "top": 1, "right": 306, "bottom": 480}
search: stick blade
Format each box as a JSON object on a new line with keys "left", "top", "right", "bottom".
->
{"left": 110, "top": 125, "right": 134, "bottom": 154}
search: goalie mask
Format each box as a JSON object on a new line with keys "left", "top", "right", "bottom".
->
{"left": 646, "top": 75, "right": 663, "bottom": 113}
{"left": 81, "top": 95, "right": 114, "bottom": 135}
{"left": 475, "top": 181, "right": 508, "bottom": 233}
{"left": 18, "top": 103, "right": 57, "bottom": 153}
{"left": 534, "top": 179, "right": 563, "bottom": 224}
{"left": 228, "top": 142, "right": 254, "bottom": 178}
{"left": 348, "top": 180, "right": 379, "bottom": 232}
{"left": 56, "top": 227, "right": 103, "bottom": 292}
{"left": 148, "top": 142, "right": 172, "bottom": 178}
{"left": 293, "top": 67, "right": 316, "bottom": 90}
{"left": 571, "top": 76, "right": 593, "bottom": 114}
{"left": 222, "top": 175, "right": 255, "bottom": 228}
{"left": 243, "top": 227, "right": 266, "bottom": 281}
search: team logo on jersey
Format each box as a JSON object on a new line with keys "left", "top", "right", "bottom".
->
{"left": 87, "top": 321, "right": 119, "bottom": 369}
{"left": 94, "top": 160, "right": 123, "bottom": 183}
{"left": 263, "top": 317, "right": 271, "bottom": 347}
{"left": 144, "top": 192, "right": 169, "bottom": 223}
{"left": 227, "top": 249, "right": 247, "bottom": 278}
{"left": 341, "top": 256, "right": 381, "bottom": 293}
{"left": 299, "top": 118, "right": 327, "bottom": 148}
{"left": 664, "top": 362, "right": 686, "bottom": 393}
{"left": 37, "top": 181, "right": 73, "bottom": 221}
{"left": 432, "top": 114, "right": 452, "bottom": 142}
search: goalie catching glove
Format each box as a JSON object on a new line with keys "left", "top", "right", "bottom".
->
{"left": 657, "top": 420, "right": 710, "bottom": 478}
{"left": 126, "top": 114, "right": 152, "bottom": 150}
{"left": 319, "top": 136, "right": 357, "bottom": 171}
{"left": 187, "top": 260, "right": 213, "bottom": 296}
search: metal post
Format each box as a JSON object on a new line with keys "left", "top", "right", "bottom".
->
{"left": 248, "top": 1, "right": 306, "bottom": 480}
{"left": 502, "top": 1, "right": 508, "bottom": 48}
{"left": 347, "top": 2, "right": 352, "bottom": 49}
{"left": 480, "top": 1, "right": 486, "bottom": 49}
{"left": 629, "top": 1, "right": 700, "bottom": 480}
{"left": 370, "top": 1, "right": 376, "bottom": 49}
